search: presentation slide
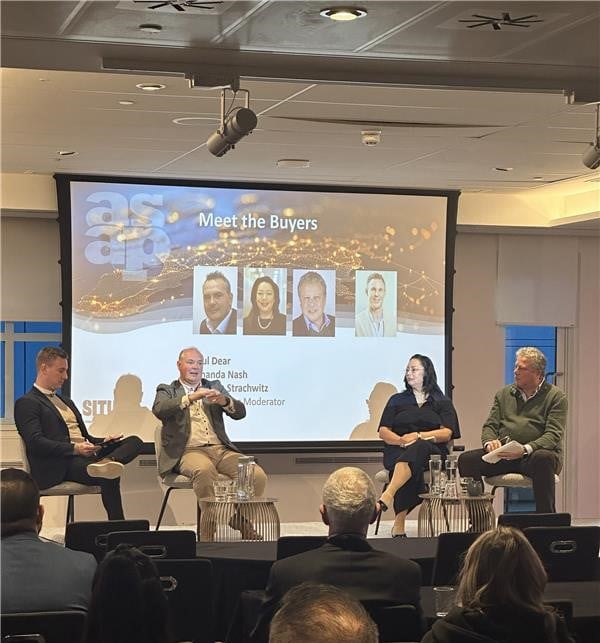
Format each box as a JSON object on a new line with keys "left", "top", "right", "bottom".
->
{"left": 60, "top": 178, "right": 453, "bottom": 447}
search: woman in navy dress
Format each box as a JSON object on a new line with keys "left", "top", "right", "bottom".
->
{"left": 378, "top": 354, "right": 460, "bottom": 537}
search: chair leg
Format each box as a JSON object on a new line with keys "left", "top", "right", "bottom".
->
{"left": 156, "top": 487, "right": 174, "bottom": 531}
{"left": 196, "top": 501, "right": 201, "bottom": 542}
{"left": 375, "top": 483, "right": 388, "bottom": 535}
{"left": 66, "top": 494, "right": 75, "bottom": 527}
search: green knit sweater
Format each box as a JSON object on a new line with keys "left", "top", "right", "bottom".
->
{"left": 481, "top": 382, "right": 567, "bottom": 463}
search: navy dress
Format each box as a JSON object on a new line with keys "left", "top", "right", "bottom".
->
{"left": 379, "top": 389, "right": 460, "bottom": 514}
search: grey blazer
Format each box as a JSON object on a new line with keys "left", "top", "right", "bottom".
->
{"left": 1, "top": 531, "right": 96, "bottom": 613}
{"left": 152, "top": 379, "right": 245, "bottom": 476}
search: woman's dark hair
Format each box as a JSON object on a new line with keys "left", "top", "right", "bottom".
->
{"left": 404, "top": 354, "right": 444, "bottom": 397}
{"left": 249, "top": 276, "right": 280, "bottom": 316}
{"left": 85, "top": 544, "right": 172, "bottom": 643}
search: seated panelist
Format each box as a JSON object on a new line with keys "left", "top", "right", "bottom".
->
{"left": 152, "top": 346, "right": 267, "bottom": 539}
{"left": 14, "top": 346, "right": 143, "bottom": 520}
{"left": 377, "top": 354, "right": 460, "bottom": 537}
{"left": 458, "top": 346, "right": 566, "bottom": 513}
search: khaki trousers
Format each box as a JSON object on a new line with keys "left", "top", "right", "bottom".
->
{"left": 177, "top": 445, "right": 267, "bottom": 501}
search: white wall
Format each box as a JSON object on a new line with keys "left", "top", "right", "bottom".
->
{"left": 1, "top": 216, "right": 599, "bottom": 525}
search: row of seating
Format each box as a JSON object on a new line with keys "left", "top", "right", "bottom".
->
{"left": 61, "top": 518, "right": 600, "bottom": 585}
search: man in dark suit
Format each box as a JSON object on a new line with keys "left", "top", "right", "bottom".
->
{"left": 292, "top": 270, "right": 335, "bottom": 337}
{"left": 1, "top": 468, "right": 96, "bottom": 613}
{"left": 14, "top": 346, "right": 143, "bottom": 520}
{"left": 251, "top": 467, "right": 422, "bottom": 642}
{"left": 152, "top": 347, "right": 267, "bottom": 537}
{"left": 199, "top": 270, "right": 238, "bottom": 334}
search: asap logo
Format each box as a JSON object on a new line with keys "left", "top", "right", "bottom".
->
{"left": 84, "top": 191, "right": 170, "bottom": 280}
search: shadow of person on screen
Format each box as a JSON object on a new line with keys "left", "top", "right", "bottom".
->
{"left": 89, "top": 374, "right": 161, "bottom": 443}
{"left": 349, "top": 381, "right": 398, "bottom": 440}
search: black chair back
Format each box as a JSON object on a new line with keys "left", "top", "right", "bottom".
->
{"left": 276, "top": 535, "right": 326, "bottom": 560}
{"left": 544, "top": 599, "right": 574, "bottom": 628}
{"left": 105, "top": 529, "right": 196, "bottom": 559}
{"left": 1, "top": 611, "right": 87, "bottom": 643}
{"left": 65, "top": 519, "right": 150, "bottom": 562}
{"left": 498, "top": 512, "right": 571, "bottom": 530}
{"left": 431, "top": 531, "right": 479, "bottom": 586}
{"left": 524, "top": 525, "right": 600, "bottom": 581}
{"left": 154, "top": 558, "right": 213, "bottom": 643}
{"left": 365, "top": 604, "right": 424, "bottom": 642}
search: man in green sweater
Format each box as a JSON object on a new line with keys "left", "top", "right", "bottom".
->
{"left": 458, "top": 347, "right": 567, "bottom": 512}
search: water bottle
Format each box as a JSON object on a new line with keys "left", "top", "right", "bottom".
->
{"left": 237, "top": 455, "right": 256, "bottom": 500}
{"left": 429, "top": 455, "right": 442, "bottom": 496}
{"left": 444, "top": 454, "right": 458, "bottom": 498}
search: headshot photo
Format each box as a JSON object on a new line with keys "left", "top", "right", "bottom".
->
{"left": 242, "top": 268, "right": 287, "bottom": 336}
{"left": 292, "top": 269, "right": 336, "bottom": 337}
{"left": 193, "top": 267, "right": 238, "bottom": 335}
{"left": 355, "top": 271, "right": 397, "bottom": 337}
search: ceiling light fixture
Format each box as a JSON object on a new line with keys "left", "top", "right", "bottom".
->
{"left": 56, "top": 150, "right": 78, "bottom": 156}
{"left": 119, "top": 100, "right": 135, "bottom": 105}
{"left": 276, "top": 159, "right": 311, "bottom": 169}
{"left": 320, "top": 7, "right": 367, "bottom": 21}
{"left": 206, "top": 85, "right": 257, "bottom": 157}
{"left": 493, "top": 166, "right": 513, "bottom": 172}
{"left": 582, "top": 104, "right": 600, "bottom": 169}
{"left": 136, "top": 83, "right": 166, "bottom": 92}
{"left": 139, "top": 23, "right": 163, "bottom": 33}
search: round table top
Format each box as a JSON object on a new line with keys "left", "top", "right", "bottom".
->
{"left": 418, "top": 493, "right": 494, "bottom": 501}
{"left": 198, "top": 497, "right": 279, "bottom": 504}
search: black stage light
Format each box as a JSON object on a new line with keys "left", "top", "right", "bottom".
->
{"left": 207, "top": 107, "right": 257, "bottom": 157}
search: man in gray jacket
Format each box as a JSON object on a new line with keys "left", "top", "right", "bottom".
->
{"left": 1, "top": 468, "right": 96, "bottom": 613}
{"left": 153, "top": 347, "right": 267, "bottom": 537}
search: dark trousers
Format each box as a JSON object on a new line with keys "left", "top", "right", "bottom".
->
{"left": 458, "top": 448, "right": 561, "bottom": 513}
{"left": 64, "top": 436, "right": 143, "bottom": 520}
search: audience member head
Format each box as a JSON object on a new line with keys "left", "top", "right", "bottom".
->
{"left": 320, "top": 467, "right": 377, "bottom": 537}
{"left": 269, "top": 583, "right": 378, "bottom": 643}
{"left": 85, "top": 544, "right": 172, "bottom": 643}
{"left": 457, "top": 526, "right": 548, "bottom": 615}
{"left": 1, "top": 468, "right": 43, "bottom": 537}
{"left": 403, "top": 353, "right": 443, "bottom": 396}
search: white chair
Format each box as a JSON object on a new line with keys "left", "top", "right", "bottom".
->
{"left": 19, "top": 437, "right": 101, "bottom": 528}
{"left": 154, "top": 426, "right": 201, "bottom": 540}
{"left": 483, "top": 472, "right": 560, "bottom": 509}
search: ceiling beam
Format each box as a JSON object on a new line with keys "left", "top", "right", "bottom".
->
{"left": 2, "top": 36, "right": 598, "bottom": 103}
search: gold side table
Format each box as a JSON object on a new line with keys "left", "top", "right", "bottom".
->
{"left": 198, "top": 497, "right": 280, "bottom": 542}
{"left": 417, "top": 493, "right": 495, "bottom": 537}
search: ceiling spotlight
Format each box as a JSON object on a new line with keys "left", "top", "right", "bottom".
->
{"left": 206, "top": 87, "right": 257, "bottom": 157}
{"left": 582, "top": 104, "right": 600, "bottom": 170}
{"left": 320, "top": 7, "right": 367, "bottom": 21}
{"left": 56, "top": 150, "right": 78, "bottom": 156}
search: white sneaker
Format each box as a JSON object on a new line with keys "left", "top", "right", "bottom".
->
{"left": 87, "top": 459, "right": 124, "bottom": 479}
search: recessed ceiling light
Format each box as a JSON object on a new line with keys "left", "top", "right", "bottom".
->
{"left": 493, "top": 166, "right": 513, "bottom": 172}
{"left": 57, "top": 150, "right": 78, "bottom": 156}
{"left": 136, "top": 83, "right": 166, "bottom": 92}
{"left": 320, "top": 7, "right": 367, "bottom": 21}
{"left": 276, "top": 159, "right": 311, "bottom": 169}
{"left": 23, "top": 169, "right": 35, "bottom": 174}
{"left": 119, "top": 100, "right": 135, "bottom": 106}
{"left": 172, "top": 116, "right": 216, "bottom": 125}
{"left": 139, "top": 23, "right": 162, "bottom": 33}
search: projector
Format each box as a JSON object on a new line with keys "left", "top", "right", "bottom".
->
{"left": 582, "top": 142, "right": 600, "bottom": 170}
